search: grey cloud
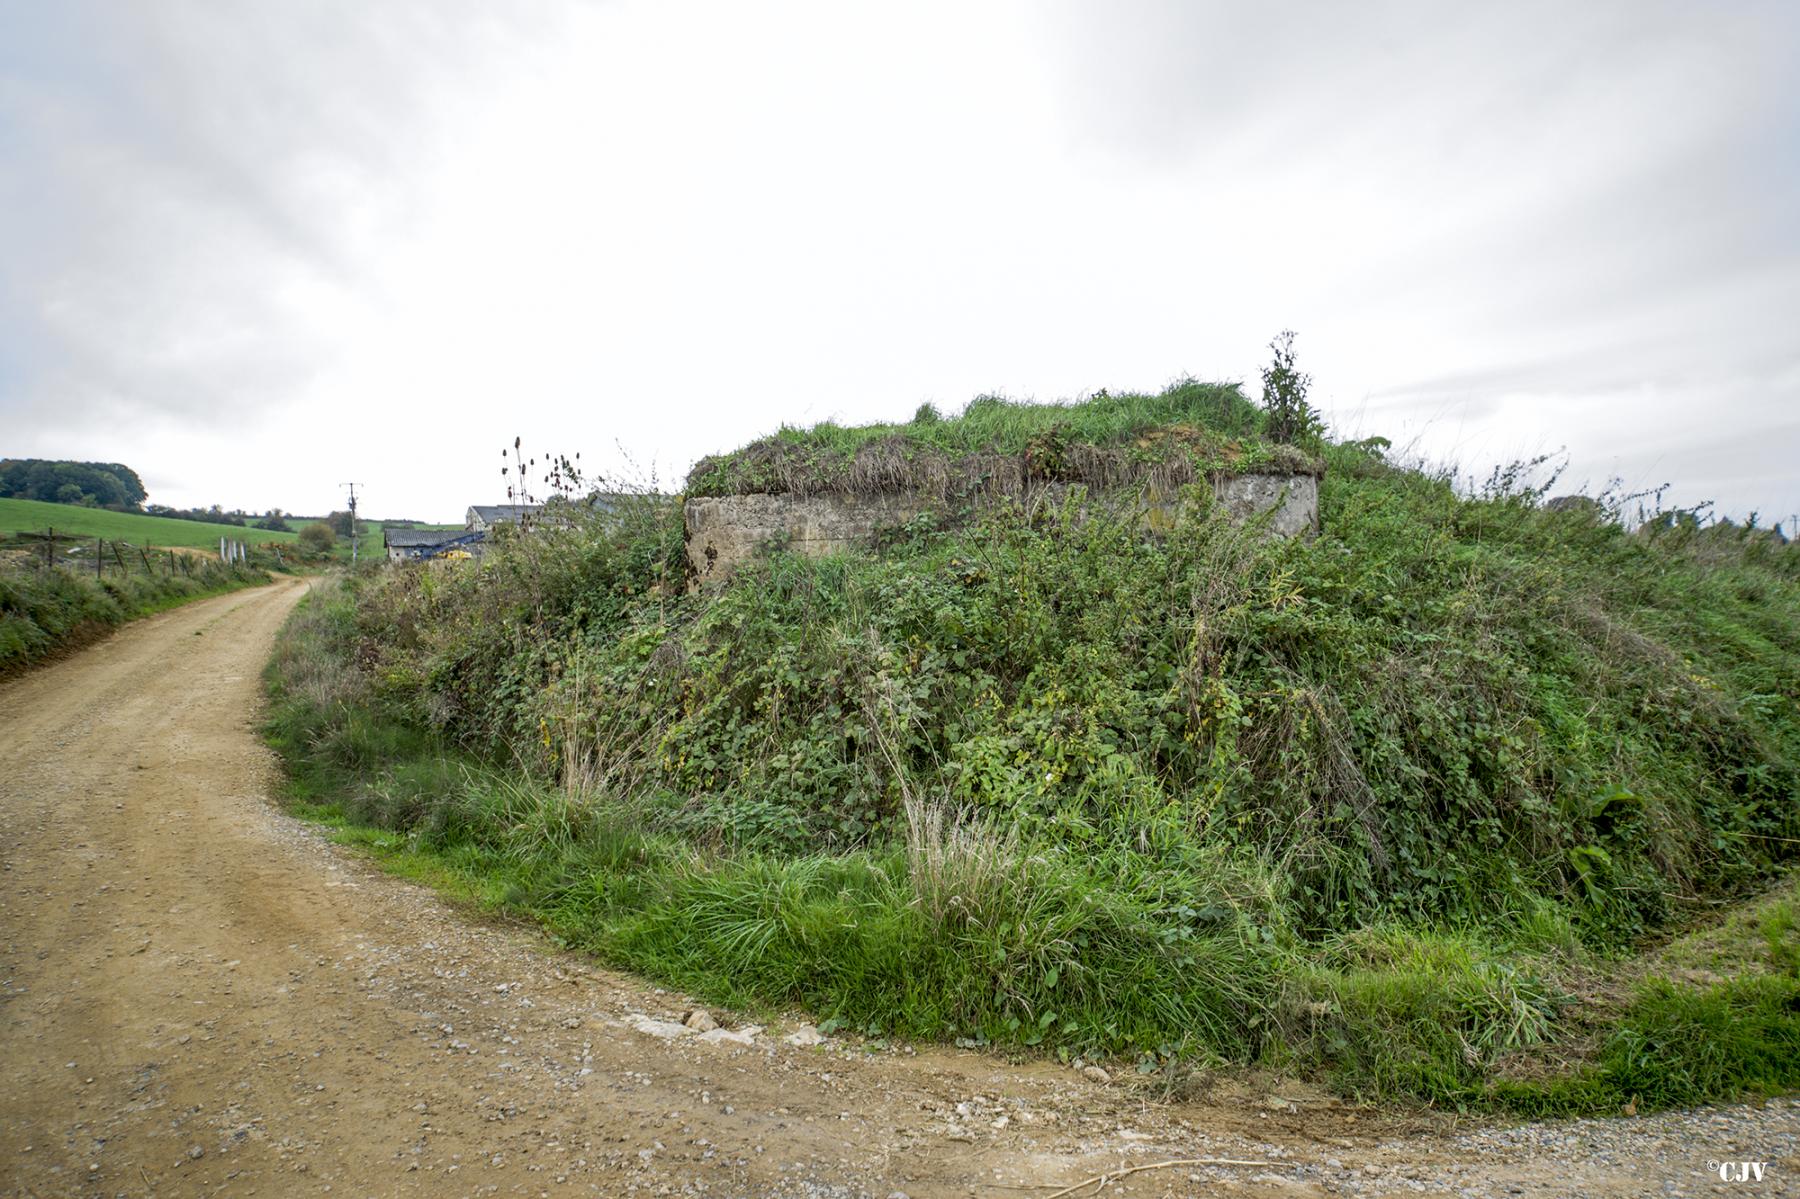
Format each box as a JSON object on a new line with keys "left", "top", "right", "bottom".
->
{"left": 1033, "top": 0, "right": 1798, "bottom": 519}
{"left": 1, "top": 1, "right": 1794, "bottom": 522}
{"left": 0, "top": 0, "right": 559, "bottom": 429}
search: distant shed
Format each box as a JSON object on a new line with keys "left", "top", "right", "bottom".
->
{"left": 384, "top": 527, "right": 476, "bottom": 562}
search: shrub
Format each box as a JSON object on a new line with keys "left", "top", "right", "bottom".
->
{"left": 1259, "top": 330, "right": 1323, "bottom": 445}
{"left": 298, "top": 522, "right": 336, "bottom": 554}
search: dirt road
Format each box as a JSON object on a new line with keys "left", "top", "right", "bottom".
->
{"left": 2, "top": 578, "right": 1794, "bottom": 1198}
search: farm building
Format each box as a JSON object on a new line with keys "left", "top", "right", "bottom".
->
{"left": 383, "top": 527, "right": 482, "bottom": 562}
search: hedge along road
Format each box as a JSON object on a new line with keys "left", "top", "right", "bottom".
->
{"left": 1, "top": 577, "right": 1794, "bottom": 1199}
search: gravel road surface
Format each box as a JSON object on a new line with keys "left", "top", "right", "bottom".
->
{"left": 2, "top": 578, "right": 1793, "bottom": 1197}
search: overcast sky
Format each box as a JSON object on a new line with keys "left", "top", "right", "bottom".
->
{"left": 3, "top": 0, "right": 1796, "bottom": 525}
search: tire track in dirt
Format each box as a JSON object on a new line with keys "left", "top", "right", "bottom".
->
{"left": 1, "top": 577, "right": 1793, "bottom": 1198}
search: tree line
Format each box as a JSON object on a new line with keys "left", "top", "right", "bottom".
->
{"left": 1, "top": 458, "right": 325, "bottom": 533}
{"left": 145, "top": 503, "right": 295, "bottom": 530}
{"left": 0, "top": 459, "right": 146, "bottom": 508}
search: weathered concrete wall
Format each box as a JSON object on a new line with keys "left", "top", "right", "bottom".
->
{"left": 685, "top": 492, "right": 931, "bottom": 587}
{"left": 1215, "top": 473, "right": 1319, "bottom": 538}
{"left": 685, "top": 473, "right": 1319, "bottom": 586}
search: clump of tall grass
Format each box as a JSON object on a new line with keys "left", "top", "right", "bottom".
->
{"left": 902, "top": 794, "right": 1025, "bottom": 929}
{"left": 1281, "top": 928, "right": 1560, "bottom": 1102}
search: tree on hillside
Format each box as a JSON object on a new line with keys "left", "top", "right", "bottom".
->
{"left": 298, "top": 522, "right": 337, "bottom": 554}
{"left": 256, "top": 509, "right": 293, "bottom": 532}
{"left": 326, "top": 509, "right": 358, "bottom": 539}
{"left": 146, "top": 503, "right": 248, "bottom": 526}
{"left": 0, "top": 459, "right": 147, "bottom": 508}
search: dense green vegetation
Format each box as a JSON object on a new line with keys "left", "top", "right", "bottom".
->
{"left": 0, "top": 496, "right": 301, "bottom": 549}
{"left": 265, "top": 381, "right": 1800, "bottom": 1112}
{"left": 0, "top": 458, "right": 147, "bottom": 508}
{"left": 1, "top": 558, "right": 270, "bottom": 674}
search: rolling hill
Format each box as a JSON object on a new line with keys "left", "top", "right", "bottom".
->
{"left": 0, "top": 497, "right": 300, "bottom": 549}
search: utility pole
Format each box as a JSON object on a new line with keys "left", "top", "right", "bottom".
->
{"left": 342, "top": 482, "right": 363, "bottom": 566}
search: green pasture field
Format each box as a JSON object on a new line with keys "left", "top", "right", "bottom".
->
{"left": 0, "top": 497, "right": 300, "bottom": 549}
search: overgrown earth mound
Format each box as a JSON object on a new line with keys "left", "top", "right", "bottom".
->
{"left": 686, "top": 382, "right": 1320, "bottom": 499}
{"left": 266, "top": 381, "right": 1800, "bottom": 1112}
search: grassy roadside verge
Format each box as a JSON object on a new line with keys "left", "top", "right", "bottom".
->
{"left": 1, "top": 562, "right": 274, "bottom": 677}
{"left": 265, "top": 577, "right": 1800, "bottom": 1115}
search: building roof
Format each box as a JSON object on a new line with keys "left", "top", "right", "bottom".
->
{"left": 384, "top": 527, "right": 466, "bottom": 548}
{"left": 467, "top": 504, "right": 541, "bottom": 524}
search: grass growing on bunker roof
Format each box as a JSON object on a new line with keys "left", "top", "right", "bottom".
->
{"left": 684, "top": 380, "right": 1324, "bottom": 499}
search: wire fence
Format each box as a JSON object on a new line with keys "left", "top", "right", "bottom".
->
{"left": 9, "top": 528, "right": 286, "bottom": 579}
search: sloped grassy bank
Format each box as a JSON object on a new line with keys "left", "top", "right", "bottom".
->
{"left": 264, "top": 383, "right": 1800, "bottom": 1110}
{"left": 2, "top": 560, "right": 271, "bottom": 676}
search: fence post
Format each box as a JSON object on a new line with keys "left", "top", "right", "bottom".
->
{"left": 45, "top": 527, "right": 54, "bottom": 569}
{"left": 96, "top": 538, "right": 104, "bottom": 579}
{"left": 139, "top": 545, "right": 152, "bottom": 573}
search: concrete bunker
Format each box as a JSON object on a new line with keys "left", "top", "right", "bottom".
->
{"left": 684, "top": 471, "right": 1319, "bottom": 587}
